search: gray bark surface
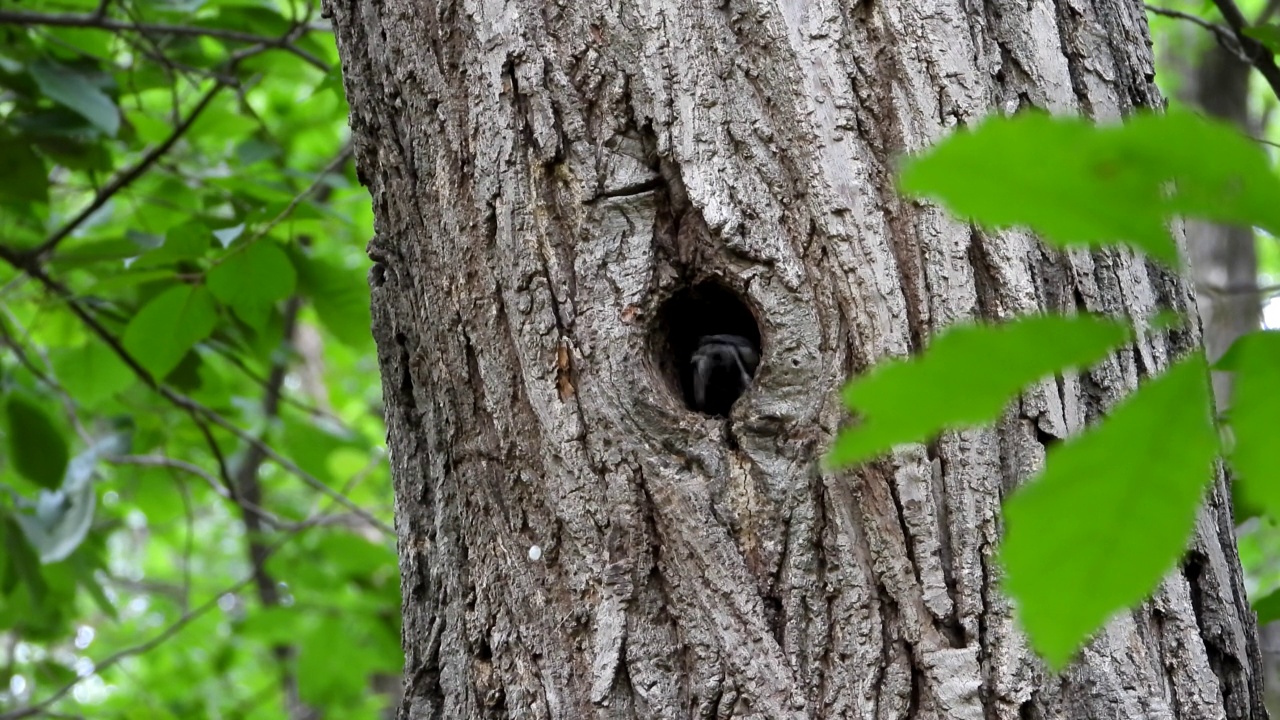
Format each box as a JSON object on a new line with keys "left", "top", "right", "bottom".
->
{"left": 323, "top": 0, "right": 1268, "bottom": 717}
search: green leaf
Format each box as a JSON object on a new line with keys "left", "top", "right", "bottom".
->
{"left": 1000, "top": 354, "right": 1217, "bottom": 669}
{"left": 297, "top": 616, "right": 380, "bottom": 707}
{"left": 51, "top": 342, "right": 134, "bottom": 406}
{"left": 0, "top": 135, "right": 49, "bottom": 204}
{"left": 899, "top": 111, "right": 1280, "bottom": 267}
{"left": 28, "top": 59, "right": 120, "bottom": 137}
{"left": 50, "top": 238, "right": 148, "bottom": 269}
{"left": 1, "top": 514, "right": 47, "bottom": 603}
{"left": 1223, "top": 331, "right": 1280, "bottom": 521}
{"left": 1243, "top": 24, "right": 1280, "bottom": 54}
{"left": 127, "top": 467, "right": 187, "bottom": 525}
{"left": 122, "top": 284, "right": 218, "bottom": 380}
{"left": 208, "top": 241, "right": 297, "bottom": 329}
{"left": 1125, "top": 112, "right": 1280, "bottom": 241}
{"left": 4, "top": 393, "right": 70, "bottom": 490}
{"left": 133, "top": 220, "right": 213, "bottom": 268}
{"left": 1254, "top": 586, "right": 1280, "bottom": 625}
{"left": 238, "top": 606, "right": 302, "bottom": 645}
{"left": 292, "top": 251, "right": 372, "bottom": 348}
{"left": 827, "top": 314, "right": 1131, "bottom": 467}
{"left": 12, "top": 433, "right": 126, "bottom": 563}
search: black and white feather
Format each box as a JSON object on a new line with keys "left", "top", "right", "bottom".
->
{"left": 690, "top": 334, "right": 760, "bottom": 415}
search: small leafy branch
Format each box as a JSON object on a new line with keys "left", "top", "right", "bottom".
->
{"left": 826, "top": 110, "right": 1280, "bottom": 669}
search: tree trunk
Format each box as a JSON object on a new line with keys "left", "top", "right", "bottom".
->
{"left": 324, "top": 0, "right": 1268, "bottom": 717}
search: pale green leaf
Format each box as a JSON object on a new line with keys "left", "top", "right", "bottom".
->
{"left": 121, "top": 284, "right": 218, "bottom": 379}
{"left": 1000, "top": 354, "right": 1217, "bottom": 669}
{"left": 827, "top": 315, "right": 1130, "bottom": 466}
{"left": 208, "top": 241, "right": 297, "bottom": 329}
{"left": 11, "top": 433, "right": 126, "bottom": 563}
{"left": 1223, "top": 331, "right": 1280, "bottom": 521}
{"left": 212, "top": 224, "right": 245, "bottom": 248}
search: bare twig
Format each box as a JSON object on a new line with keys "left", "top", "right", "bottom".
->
{"left": 0, "top": 9, "right": 328, "bottom": 71}
{"left": 109, "top": 455, "right": 288, "bottom": 530}
{"left": 0, "top": 307, "right": 93, "bottom": 444}
{"left": 1145, "top": 5, "right": 1254, "bottom": 64}
{"left": 232, "top": 296, "right": 309, "bottom": 719}
{"left": 1262, "top": 0, "right": 1280, "bottom": 23}
{"left": 1147, "top": 1, "right": 1280, "bottom": 99}
{"left": 210, "top": 145, "right": 353, "bottom": 265}
{"left": 1209, "top": 0, "right": 1280, "bottom": 100}
{"left": 1197, "top": 280, "right": 1280, "bottom": 297}
{"left": 244, "top": 145, "right": 354, "bottom": 248}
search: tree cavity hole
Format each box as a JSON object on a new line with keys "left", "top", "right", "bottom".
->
{"left": 653, "top": 281, "right": 762, "bottom": 417}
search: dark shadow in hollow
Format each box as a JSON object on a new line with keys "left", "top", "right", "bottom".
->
{"left": 653, "top": 281, "right": 762, "bottom": 416}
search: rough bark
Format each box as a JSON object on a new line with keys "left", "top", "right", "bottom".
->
{"left": 323, "top": 0, "right": 1268, "bottom": 717}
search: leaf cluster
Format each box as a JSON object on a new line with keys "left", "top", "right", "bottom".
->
{"left": 829, "top": 110, "right": 1280, "bottom": 669}
{"left": 0, "top": 0, "right": 398, "bottom": 716}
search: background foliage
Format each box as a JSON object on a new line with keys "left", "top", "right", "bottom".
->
{"left": 1, "top": 0, "right": 1279, "bottom": 716}
{"left": 0, "top": 0, "right": 398, "bottom": 716}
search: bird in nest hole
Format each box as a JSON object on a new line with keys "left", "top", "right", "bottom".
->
{"left": 690, "top": 334, "right": 760, "bottom": 416}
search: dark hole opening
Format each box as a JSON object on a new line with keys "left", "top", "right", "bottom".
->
{"left": 654, "top": 282, "right": 762, "bottom": 417}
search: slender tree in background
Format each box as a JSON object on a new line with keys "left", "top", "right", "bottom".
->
{"left": 1176, "top": 27, "right": 1273, "bottom": 715}
{"left": 1154, "top": 0, "right": 1278, "bottom": 709}
{"left": 326, "top": 0, "right": 1267, "bottom": 718}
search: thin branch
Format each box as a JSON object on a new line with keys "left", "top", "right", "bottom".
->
{"left": 1147, "top": 2, "right": 1280, "bottom": 99}
{"left": 210, "top": 144, "right": 353, "bottom": 267}
{"left": 176, "top": 465, "right": 196, "bottom": 609}
{"left": 1145, "top": 5, "right": 1255, "bottom": 64}
{"left": 1263, "top": 0, "right": 1280, "bottom": 24}
{"left": 109, "top": 455, "right": 288, "bottom": 530}
{"left": 1197, "top": 280, "right": 1280, "bottom": 297}
{"left": 0, "top": 246, "right": 394, "bottom": 536}
{"left": 1208, "top": 0, "right": 1280, "bottom": 100}
{"left": 0, "top": 9, "right": 328, "bottom": 71}
{"left": 243, "top": 144, "right": 354, "bottom": 248}
{"left": 0, "top": 308, "right": 93, "bottom": 444}
{"left": 162, "top": 388, "right": 394, "bottom": 536}
{"left": 232, "top": 296, "right": 307, "bottom": 719}
{"left": 28, "top": 81, "right": 226, "bottom": 260}
{"left": 0, "top": 529, "right": 304, "bottom": 720}
{"left": 0, "top": 456, "right": 382, "bottom": 720}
